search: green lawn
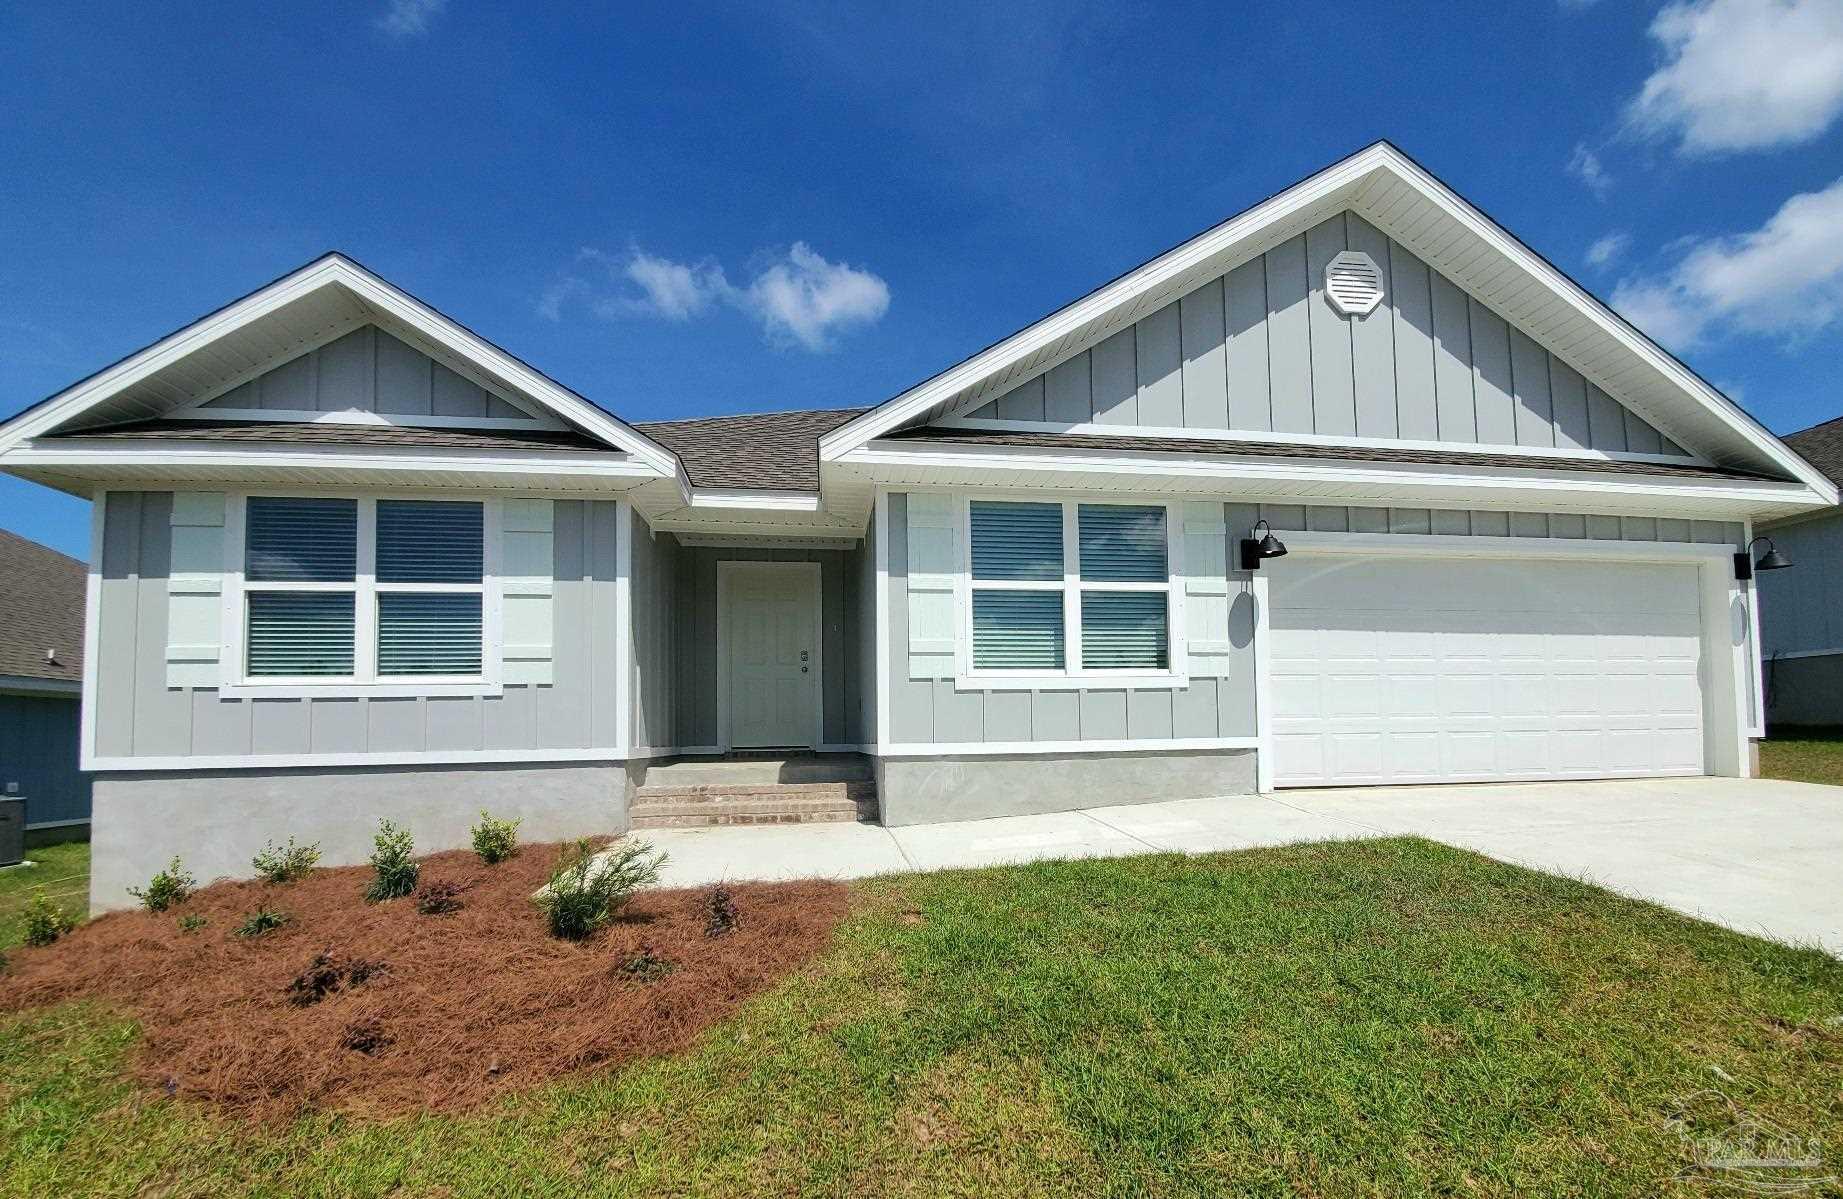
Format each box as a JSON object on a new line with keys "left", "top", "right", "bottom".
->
{"left": 0, "top": 841, "right": 89, "bottom": 950}
{"left": 1761, "top": 727, "right": 1843, "bottom": 788}
{"left": 3, "top": 838, "right": 1841, "bottom": 1197}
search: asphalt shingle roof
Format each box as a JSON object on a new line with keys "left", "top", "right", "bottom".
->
{"left": 55, "top": 419, "right": 615, "bottom": 454}
{"left": 636, "top": 407, "right": 869, "bottom": 491}
{"left": 0, "top": 528, "right": 85, "bottom": 684}
{"left": 1785, "top": 415, "right": 1843, "bottom": 488}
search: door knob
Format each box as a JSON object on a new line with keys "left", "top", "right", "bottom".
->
{"left": 801, "top": 666, "right": 809, "bottom": 673}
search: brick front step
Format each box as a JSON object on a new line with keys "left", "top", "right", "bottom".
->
{"left": 631, "top": 808, "right": 868, "bottom": 828}
{"left": 630, "top": 781, "right": 878, "bottom": 827}
{"left": 632, "top": 782, "right": 875, "bottom": 802}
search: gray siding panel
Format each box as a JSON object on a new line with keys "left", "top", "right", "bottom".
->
{"left": 1758, "top": 513, "right": 1843, "bottom": 658}
{"left": 0, "top": 693, "right": 90, "bottom": 826}
{"left": 94, "top": 491, "right": 624, "bottom": 764}
{"left": 942, "top": 211, "right": 1686, "bottom": 457}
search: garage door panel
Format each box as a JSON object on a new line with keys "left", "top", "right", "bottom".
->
{"left": 1271, "top": 555, "right": 1706, "bottom": 787}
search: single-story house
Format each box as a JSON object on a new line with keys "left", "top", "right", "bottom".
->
{"left": 1757, "top": 415, "right": 1843, "bottom": 727}
{"left": 0, "top": 527, "right": 91, "bottom": 842}
{"left": 0, "top": 142, "right": 1833, "bottom": 910}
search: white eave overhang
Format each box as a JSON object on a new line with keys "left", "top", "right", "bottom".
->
{"left": 819, "top": 143, "right": 1838, "bottom": 508}
{"left": 842, "top": 440, "right": 1825, "bottom": 522}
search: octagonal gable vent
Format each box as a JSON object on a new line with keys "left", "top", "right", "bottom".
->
{"left": 1325, "top": 250, "right": 1385, "bottom": 316}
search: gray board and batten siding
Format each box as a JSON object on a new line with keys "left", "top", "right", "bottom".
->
{"left": 93, "top": 490, "right": 626, "bottom": 761}
{"left": 197, "top": 325, "right": 535, "bottom": 421}
{"left": 960, "top": 212, "right": 1688, "bottom": 457}
{"left": 882, "top": 491, "right": 1744, "bottom": 750}
{"left": 0, "top": 692, "right": 89, "bottom": 828}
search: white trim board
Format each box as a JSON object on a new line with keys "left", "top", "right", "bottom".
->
{"left": 85, "top": 746, "right": 632, "bottom": 773}
{"left": 876, "top": 737, "right": 1257, "bottom": 758}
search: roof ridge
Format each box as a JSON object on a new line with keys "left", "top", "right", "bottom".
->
{"left": 635, "top": 406, "right": 868, "bottom": 429}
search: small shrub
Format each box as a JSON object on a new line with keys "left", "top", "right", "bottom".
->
{"left": 616, "top": 944, "right": 674, "bottom": 983}
{"left": 251, "top": 837, "right": 321, "bottom": 884}
{"left": 364, "top": 819, "right": 419, "bottom": 903}
{"left": 341, "top": 1017, "right": 391, "bottom": 1055}
{"left": 23, "top": 889, "right": 76, "bottom": 947}
{"left": 415, "top": 879, "right": 465, "bottom": 916}
{"left": 177, "top": 913, "right": 208, "bottom": 934}
{"left": 470, "top": 810, "right": 521, "bottom": 864}
{"left": 235, "top": 908, "right": 290, "bottom": 938}
{"left": 128, "top": 857, "right": 195, "bottom": 913}
{"left": 703, "top": 887, "right": 741, "bottom": 937}
{"left": 534, "top": 837, "right": 666, "bottom": 941}
{"left": 287, "top": 952, "right": 384, "bottom": 1006}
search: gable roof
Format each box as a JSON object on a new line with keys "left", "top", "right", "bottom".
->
{"left": 0, "top": 252, "right": 680, "bottom": 478}
{"left": 0, "top": 529, "right": 85, "bottom": 685}
{"left": 638, "top": 407, "right": 868, "bottom": 491}
{"left": 1785, "top": 415, "right": 1843, "bottom": 488}
{"left": 54, "top": 418, "right": 613, "bottom": 455}
{"left": 819, "top": 142, "right": 1836, "bottom": 505}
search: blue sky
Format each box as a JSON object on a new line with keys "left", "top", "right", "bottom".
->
{"left": 4, "top": 0, "right": 1842, "bottom": 560}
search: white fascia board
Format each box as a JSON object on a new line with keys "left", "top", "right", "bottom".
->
{"left": 2, "top": 440, "right": 658, "bottom": 482}
{"left": 687, "top": 488, "right": 824, "bottom": 511}
{"left": 0, "top": 254, "right": 682, "bottom": 481}
{"left": 843, "top": 442, "right": 1827, "bottom": 517}
{"left": 818, "top": 146, "right": 1386, "bottom": 461}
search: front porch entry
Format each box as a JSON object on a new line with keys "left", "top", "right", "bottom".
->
{"left": 716, "top": 560, "right": 822, "bottom": 751}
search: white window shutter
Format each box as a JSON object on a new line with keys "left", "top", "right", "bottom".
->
{"left": 906, "top": 493, "right": 957, "bottom": 679}
{"left": 1183, "top": 501, "right": 1232, "bottom": 676}
{"left": 500, "top": 499, "right": 554, "bottom": 684}
{"left": 167, "top": 492, "right": 227, "bottom": 687}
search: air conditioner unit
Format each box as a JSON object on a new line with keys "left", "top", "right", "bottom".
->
{"left": 0, "top": 797, "right": 22, "bottom": 868}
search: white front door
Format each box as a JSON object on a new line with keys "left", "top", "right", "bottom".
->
{"left": 1269, "top": 554, "right": 1707, "bottom": 786}
{"left": 721, "top": 562, "right": 821, "bottom": 749}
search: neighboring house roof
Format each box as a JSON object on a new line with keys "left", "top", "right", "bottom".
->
{"left": 55, "top": 419, "right": 614, "bottom": 454}
{"left": 637, "top": 408, "right": 869, "bottom": 491}
{"left": 883, "top": 427, "right": 1782, "bottom": 482}
{"left": 0, "top": 528, "right": 85, "bottom": 684}
{"left": 1784, "top": 416, "right": 1843, "bottom": 488}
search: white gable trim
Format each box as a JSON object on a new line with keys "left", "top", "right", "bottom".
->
{"left": 0, "top": 254, "right": 681, "bottom": 478}
{"left": 819, "top": 143, "right": 1835, "bottom": 506}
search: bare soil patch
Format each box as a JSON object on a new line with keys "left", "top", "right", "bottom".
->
{"left": 0, "top": 841, "right": 849, "bottom": 1120}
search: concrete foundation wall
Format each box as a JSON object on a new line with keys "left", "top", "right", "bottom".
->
{"left": 875, "top": 748, "right": 1257, "bottom": 825}
{"left": 90, "top": 761, "right": 626, "bottom": 911}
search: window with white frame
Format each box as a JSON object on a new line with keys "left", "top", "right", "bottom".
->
{"left": 241, "top": 497, "right": 486, "bottom": 681}
{"left": 966, "top": 499, "right": 1173, "bottom": 675}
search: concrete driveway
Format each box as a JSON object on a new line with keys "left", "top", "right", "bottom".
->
{"left": 638, "top": 777, "right": 1843, "bottom": 956}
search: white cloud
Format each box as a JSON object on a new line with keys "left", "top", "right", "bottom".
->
{"left": 740, "top": 242, "right": 890, "bottom": 350}
{"left": 542, "top": 243, "right": 890, "bottom": 351}
{"left": 377, "top": 0, "right": 446, "bottom": 38}
{"left": 1610, "top": 176, "right": 1843, "bottom": 347}
{"left": 1627, "top": 0, "right": 1843, "bottom": 156}
{"left": 1585, "top": 232, "right": 1631, "bottom": 268}
{"left": 1567, "top": 144, "right": 1612, "bottom": 199}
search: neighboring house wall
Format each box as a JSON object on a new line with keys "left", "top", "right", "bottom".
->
{"left": 0, "top": 690, "right": 88, "bottom": 828}
{"left": 193, "top": 325, "right": 535, "bottom": 421}
{"left": 671, "top": 540, "right": 866, "bottom": 749}
{"left": 93, "top": 490, "right": 627, "bottom": 761}
{"left": 959, "top": 213, "right": 1687, "bottom": 456}
{"left": 1757, "top": 511, "right": 1843, "bottom": 727}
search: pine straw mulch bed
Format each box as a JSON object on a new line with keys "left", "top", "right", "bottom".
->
{"left": 0, "top": 840, "right": 850, "bottom": 1121}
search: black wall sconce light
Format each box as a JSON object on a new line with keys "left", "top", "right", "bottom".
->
{"left": 1239, "top": 520, "right": 1290, "bottom": 571}
{"left": 1734, "top": 535, "right": 1792, "bottom": 581}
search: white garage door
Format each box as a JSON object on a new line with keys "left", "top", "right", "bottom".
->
{"left": 1269, "top": 554, "right": 1706, "bottom": 787}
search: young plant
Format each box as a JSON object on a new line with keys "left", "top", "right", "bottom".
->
{"left": 415, "top": 879, "right": 465, "bottom": 916}
{"left": 702, "top": 886, "right": 741, "bottom": 937}
{"left": 364, "top": 819, "right": 419, "bottom": 903}
{"left": 23, "top": 888, "right": 77, "bottom": 947}
{"left": 251, "top": 837, "right": 321, "bottom": 884}
{"left": 128, "top": 857, "right": 195, "bottom": 913}
{"left": 235, "top": 908, "right": 289, "bottom": 938}
{"left": 616, "top": 944, "right": 674, "bottom": 983}
{"left": 177, "top": 913, "right": 208, "bottom": 934}
{"left": 533, "top": 838, "right": 666, "bottom": 941}
{"left": 470, "top": 810, "right": 521, "bottom": 865}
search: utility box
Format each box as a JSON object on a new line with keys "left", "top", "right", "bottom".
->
{"left": 0, "top": 797, "right": 22, "bottom": 867}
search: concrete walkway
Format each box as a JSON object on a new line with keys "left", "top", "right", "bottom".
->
{"left": 635, "top": 777, "right": 1843, "bottom": 955}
